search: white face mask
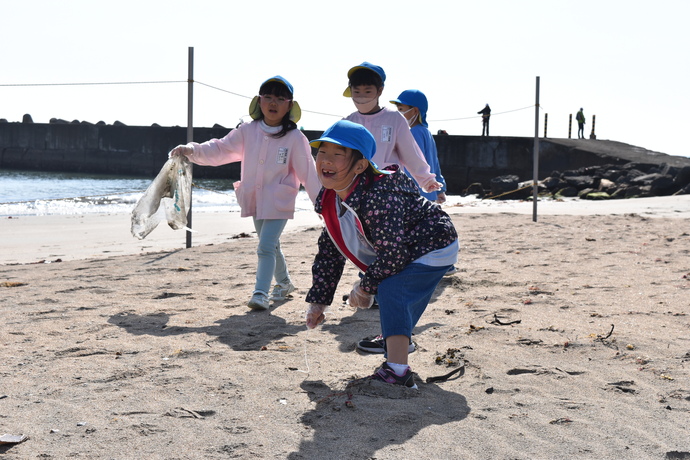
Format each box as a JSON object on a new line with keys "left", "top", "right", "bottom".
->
{"left": 400, "top": 107, "right": 418, "bottom": 127}
{"left": 352, "top": 95, "right": 378, "bottom": 113}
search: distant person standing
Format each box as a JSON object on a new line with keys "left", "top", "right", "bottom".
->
{"left": 478, "top": 104, "right": 491, "bottom": 136}
{"left": 576, "top": 108, "right": 586, "bottom": 139}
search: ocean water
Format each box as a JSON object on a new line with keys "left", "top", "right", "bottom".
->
{"left": 0, "top": 169, "right": 482, "bottom": 217}
{"left": 0, "top": 169, "right": 313, "bottom": 217}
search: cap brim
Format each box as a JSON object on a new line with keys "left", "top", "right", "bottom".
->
{"left": 310, "top": 138, "right": 391, "bottom": 175}
{"left": 248, "top": 97, "right": 301, "bottom": 123}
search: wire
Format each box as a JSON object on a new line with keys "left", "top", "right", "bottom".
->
{"left": 0, "top": 80, "right": 185, "bottom": 87}
{"left": 430, "top": 105, "right": 536, "bottom": 123}
{"left": 194, "top": 80, "right": 252, "bottom": 99}
{"left": 0, "top": 78, "right": 536, "bottom": 123}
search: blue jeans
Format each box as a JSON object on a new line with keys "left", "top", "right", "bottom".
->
{"left": 375, "top": 263, "right": 453, "bottom": 339}
{"left": 252, "top": 218, "right": 289, "bottom": 295}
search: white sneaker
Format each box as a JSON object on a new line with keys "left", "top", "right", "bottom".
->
{"left": 270, "top": 282, "right": 296, "bottom": 301}
{"left": 247, "top": 292, "right": 270, "bottom": 311}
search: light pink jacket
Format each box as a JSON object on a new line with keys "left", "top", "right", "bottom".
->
{"left": 345, "top": 107, "right": 435, "bottom": 188}
{"left": 187, "top": 121, "right": 321, "bottom": 220}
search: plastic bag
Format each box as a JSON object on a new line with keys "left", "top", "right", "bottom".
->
{"left": 131, "top": 155, "right": 192, "bottom": 240}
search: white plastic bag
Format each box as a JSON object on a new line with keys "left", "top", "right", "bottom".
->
{"left": 131, "top": 155, "right": 192, "bottom": 240}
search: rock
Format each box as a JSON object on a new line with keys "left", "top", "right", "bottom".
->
{"left": 598, "top": 178, "right": 616, "bottom": 193}
{"left": 541, "top": 176, "right": 566, "bottom": 191}
{"left": 464, "top": 182, "right": 485, "bottom": 198}
{"left": 490, "top": 175, "right": 519, "bottom": 196}
{"left": 555, "top": 186, "right": 578, "bottom": 198}
{"left": 564, "top": 175, "right": 596, "bottom": 189}
{"left": 582, "top": 191, "right": 611, "bottom": 200}
{"left": 674, "top": 166, "right": 690, "bottom": 188}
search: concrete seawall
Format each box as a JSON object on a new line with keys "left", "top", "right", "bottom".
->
{"left": 2, "top": 122, "right": 688, "bottom": 194}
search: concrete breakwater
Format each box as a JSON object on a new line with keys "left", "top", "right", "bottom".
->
{"left": 2, "top": 121, "right": 689, "bottom": 195}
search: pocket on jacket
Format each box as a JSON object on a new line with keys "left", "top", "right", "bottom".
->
{"left": 273, "top": 183, "right": 299, "bottom": 212}
{"left": 233, "top": 180, "right": 246, "bottom": 208}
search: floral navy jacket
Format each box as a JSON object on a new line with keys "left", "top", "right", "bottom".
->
{"left": 305, "top": 165, "right": 458, "bottom": 306}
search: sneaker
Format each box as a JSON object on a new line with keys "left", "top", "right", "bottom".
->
{"left": 444, "top": 266, "right": 457, "bottom": 277}
{"left": 247, "top": 292, "right": 270, "bottom": 311}
{"left": 371, "top": 362, "right": 418, "bottom": 389}
{"left": 356, "top": 335, "right": 416, "bottom": 354}
{"left": 270, "top": 281, "right": 296, "bottom": 301}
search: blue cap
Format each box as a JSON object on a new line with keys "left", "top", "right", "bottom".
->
{"left": 343, "top": 62, "right": 386, "bottom": 97}
{"left": 261, "top": 75, "right": 294, "bottom": 95}
{"left": 310, "top": 120, "right": 390, "bottom": 175}
{"left": 248, "top": 75, "right": 301, "bottom": 122}
{"left": 390, "top": 89, "right": 429, "bottom": 127}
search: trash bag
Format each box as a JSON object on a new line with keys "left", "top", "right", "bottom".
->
{"left": 131, "top": 155, "right": 192, "bottom": 240}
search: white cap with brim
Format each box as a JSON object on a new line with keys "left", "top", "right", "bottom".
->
{"left": 309, "top": 120, "right": 390, "bottom": 175}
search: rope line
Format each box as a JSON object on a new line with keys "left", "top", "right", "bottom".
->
{"left": 0, "top": 80, "right": 185, "bottom": 87}
{"left": 0, "top": 78, "right": 536, "bottom": 124}
{"left": 430, "top": 105, "right": 537, "bottom": 123}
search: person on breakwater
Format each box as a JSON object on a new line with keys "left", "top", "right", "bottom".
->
{"left": 576, "top": 108, "right": 586, "bottom": 139}
{"left": 478, "top": 103, "right": 491, "bottom": 136}
{"left": 169, "top": 76, "right": 321, "bottom": 311}
{"left": 305, "top": 120, "right": 458, "bottom": 389}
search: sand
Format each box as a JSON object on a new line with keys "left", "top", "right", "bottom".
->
{"left": 1, "top": 196, "right": 689, "bottom": 459}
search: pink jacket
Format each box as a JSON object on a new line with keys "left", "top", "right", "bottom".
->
{"left": 345, "top": 107, "right": 435, "bottom": 188}
{"left": 187, "top": 121, "right": 321, "bottom": 220}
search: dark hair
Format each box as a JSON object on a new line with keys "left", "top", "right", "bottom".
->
{"left": 348, "top": 68, "right": 383, "bottom": 89}
{"left": 258, "top": 80, "right": 297, "bottom": 138}
{"left": 349, "top": 149, "right": 377, "bottom": 187}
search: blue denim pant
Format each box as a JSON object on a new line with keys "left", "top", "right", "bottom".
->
{"left": 252, "top": 218, "right": 289, "bottom": 295}
{"left": 375, "top": 263, "right": 452, "bottom": 339}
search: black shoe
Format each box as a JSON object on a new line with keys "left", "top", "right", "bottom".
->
{"left": 356, "top": 335, "right": 416, "bottom": 354}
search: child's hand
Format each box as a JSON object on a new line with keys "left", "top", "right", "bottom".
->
{"left": 348, "top": 281, "right": 374, "bottom": 309}
{"left": 169, "top": 145, "right": 193, "bottom": 159}
{"left": 306, "top": 303, "right": 327, "bottom": 329}
{"left": 421, "top": 178, "right": 442, "bottom": 193}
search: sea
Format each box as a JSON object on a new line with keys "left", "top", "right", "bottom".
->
{"left": 0, "top": 169, "right": 480, "bottom": 217}
{"left": 0, "top": 169, "right": 311, "bottom": 217}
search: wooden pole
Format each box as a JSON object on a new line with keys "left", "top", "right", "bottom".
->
{"left": 532, "top": 76, "right": 540, "bottom": 222}
{"left": 186, "top": 47, "right": 194, "bottom": 249}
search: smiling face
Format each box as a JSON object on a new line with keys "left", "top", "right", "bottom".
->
{"left": 315, "top": 142, "right": 369, "bottom": 198}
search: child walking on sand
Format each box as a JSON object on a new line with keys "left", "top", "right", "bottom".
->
{"left": 170, "top": 76, "right": 321, "bottom": 311}
{"left": 305, "top": 120, "right": 458, "bottom": 388}
{"left": 390, "top": 89, "right": 447, "bottom": 204}
{"left": 343, "top": 62, "right": 441, "bottom": 194}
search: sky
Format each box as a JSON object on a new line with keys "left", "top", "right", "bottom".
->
{"left": 2, "top": 0, "right": 689, "bottom": 158}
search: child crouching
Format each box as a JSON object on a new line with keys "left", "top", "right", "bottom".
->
{"left": 305, "top": 120, "right": 458, "bottom": 389}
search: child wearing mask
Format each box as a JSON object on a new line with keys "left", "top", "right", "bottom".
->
{"left": 390, "top": 89, "right": 447, "bottom": 204}
{"left": 343, "top": 62, "right": 441, "bottom": 195}
{"left": 170, "top": 76, "right": 321, "bottom": 311}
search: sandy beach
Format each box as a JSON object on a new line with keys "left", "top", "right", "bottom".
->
{"left": 1, "top": 196, "right": 690, "bottom": 459}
